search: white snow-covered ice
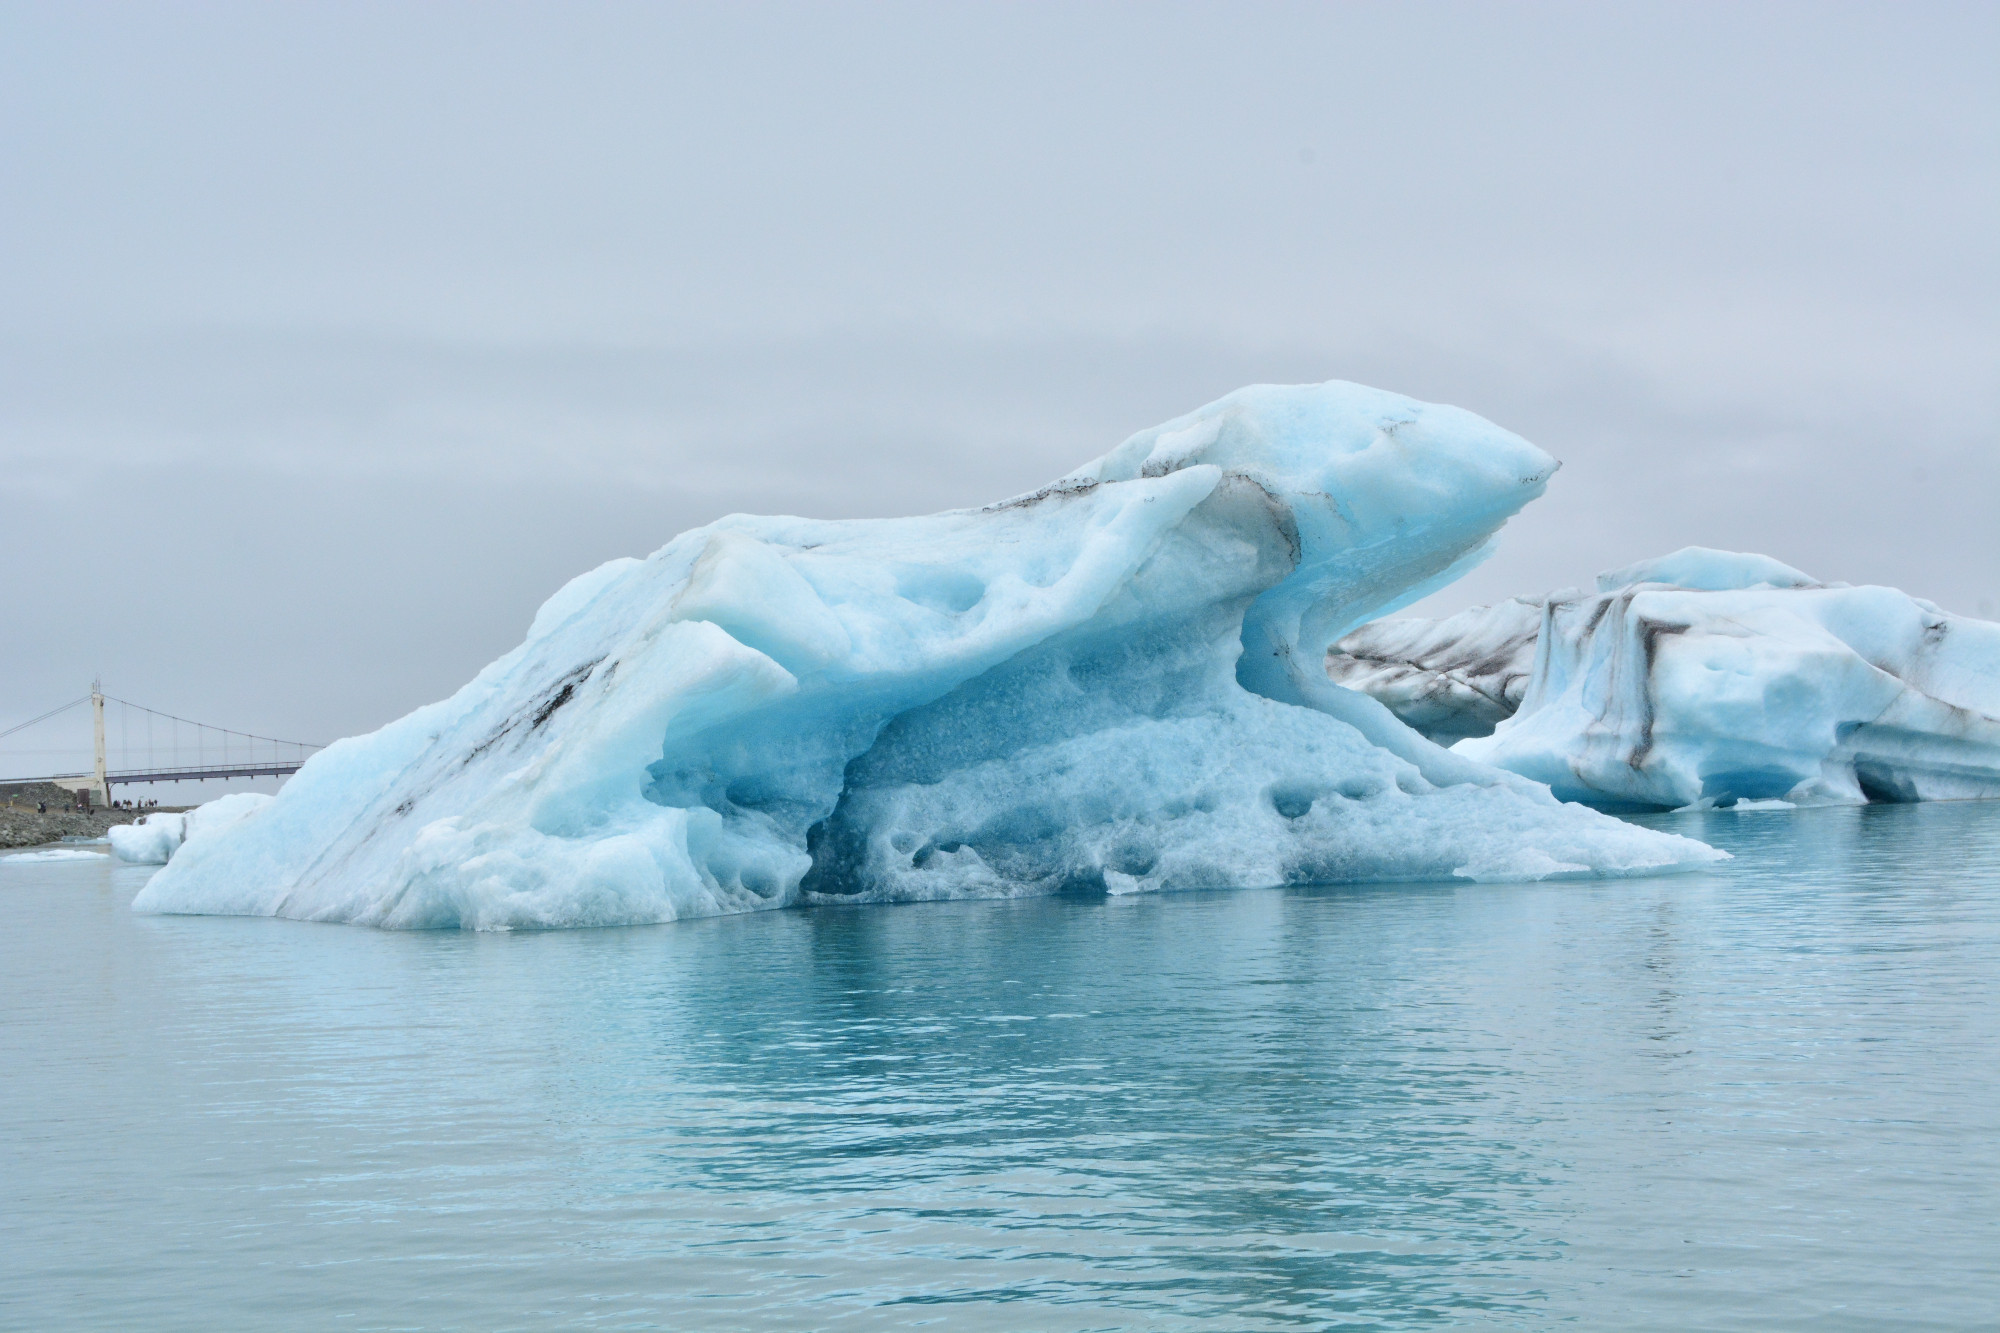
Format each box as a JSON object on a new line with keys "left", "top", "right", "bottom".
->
{"left": 109, "top": 814, "right": 180, "bottom": 865}
{"left": 133, "top": 382, "right": 1722, "bottom": 929}
{"left": 1331, "top": 546, "right": 2000, "bottom": 808}
{"left": 110, "top": 793, "right": 274, "bottom": 865}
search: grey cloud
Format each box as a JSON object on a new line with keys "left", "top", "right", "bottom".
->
{"left": 2, "top": 1, "right": 1995, "bottom": 782}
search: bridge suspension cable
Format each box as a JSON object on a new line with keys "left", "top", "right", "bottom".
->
{"left": 101, "top": 695, "right": 325, "bottom": 755}
{"left": 100, "top": 695, "right": 322, "bottom": 747}
{"left": 0, "top": 696, "right": 90, "bottom": 743}
{"left": 1, "top": 685, "right": 328, "bottom": 798}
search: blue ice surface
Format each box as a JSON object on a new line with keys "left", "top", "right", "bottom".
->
{"left": 1331, "top": 546, "right": 2000, "bottom": 810}
{"left": 1460, "top": 565, "right": 2000, "bottom": 809}
{"left": 134, "top": 382, "right": 1719, "bottom": 929}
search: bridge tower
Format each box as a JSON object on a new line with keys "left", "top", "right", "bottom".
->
{"left": 91, "top": 678, "right": 108, "bottom": 807}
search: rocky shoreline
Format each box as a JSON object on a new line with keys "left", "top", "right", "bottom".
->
{"left": 0, "top": 782, "right": 150, "bottom": 851}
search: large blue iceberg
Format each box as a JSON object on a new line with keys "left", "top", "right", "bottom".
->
{"left": 134, "top": 383, "right": 1721, "bottom": 929}
{"left": 1329, "top": 547, "right": 2000, "bottom": 808}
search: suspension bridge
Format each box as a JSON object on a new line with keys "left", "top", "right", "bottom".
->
{"left": 1, "top": 682, "right": 325, "bottom": 806}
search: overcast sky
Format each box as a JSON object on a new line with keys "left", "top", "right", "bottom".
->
{"left": 3, "top": 1, "right": 1996, "bottom": 785}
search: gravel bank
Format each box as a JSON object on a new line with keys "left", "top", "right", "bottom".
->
{"left": 0, "top": 782, "right": 153, "bottom": 850}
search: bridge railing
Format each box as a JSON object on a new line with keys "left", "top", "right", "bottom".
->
{"left": 102, "top": 761, "right": 308, "bottom": 786}
{"left": 38, "top": 761, "right": 309, "bottom": 792}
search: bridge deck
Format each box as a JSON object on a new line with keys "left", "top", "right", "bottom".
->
{"left": 40, "top": 762, "right": 307, "bottom": 787}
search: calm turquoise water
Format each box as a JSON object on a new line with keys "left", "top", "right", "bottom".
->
{"left": 3, "top": 802, "right": 1998, "bottom": 1331}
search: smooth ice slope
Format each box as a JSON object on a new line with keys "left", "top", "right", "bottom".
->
{"left": 1334, "top": 547, "right": 2000, "bottom": 808}
{"left": 134, "top": 383, "right": 1719, "bottom": 929}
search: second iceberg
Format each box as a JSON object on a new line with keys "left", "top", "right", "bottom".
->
{"left": 1330, "top": 547, "right": 2000, "bottom": 809}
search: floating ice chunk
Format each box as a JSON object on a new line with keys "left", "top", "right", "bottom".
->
{"left": 1731, "top": 799, "right": 1797, "bottom": 812}
{"left": 133, "top": 382, "right": 1721, "bottom": 930}
{"left": 2, "top": 847, "right": 108, "bottom": 863}
{"left": 1334, "top": 550, "right": 2000, "bottom": 809}
{"left": 110, "top": 793, "right": 274, "bottom": 865}
{"left": 110, "top": 814, "right": 183, "bottom": 864}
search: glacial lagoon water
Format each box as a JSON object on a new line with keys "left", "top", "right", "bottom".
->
{"left": 3, "top": 802, "right": 1997, "bottom": 1331}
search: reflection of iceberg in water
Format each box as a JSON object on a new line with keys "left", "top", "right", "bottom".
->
{"left": 133, "top": 382, "right": 1720, "bottom": 930}
{"left": 1330, "top": 547, "right": 2000, "bottom": 809}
